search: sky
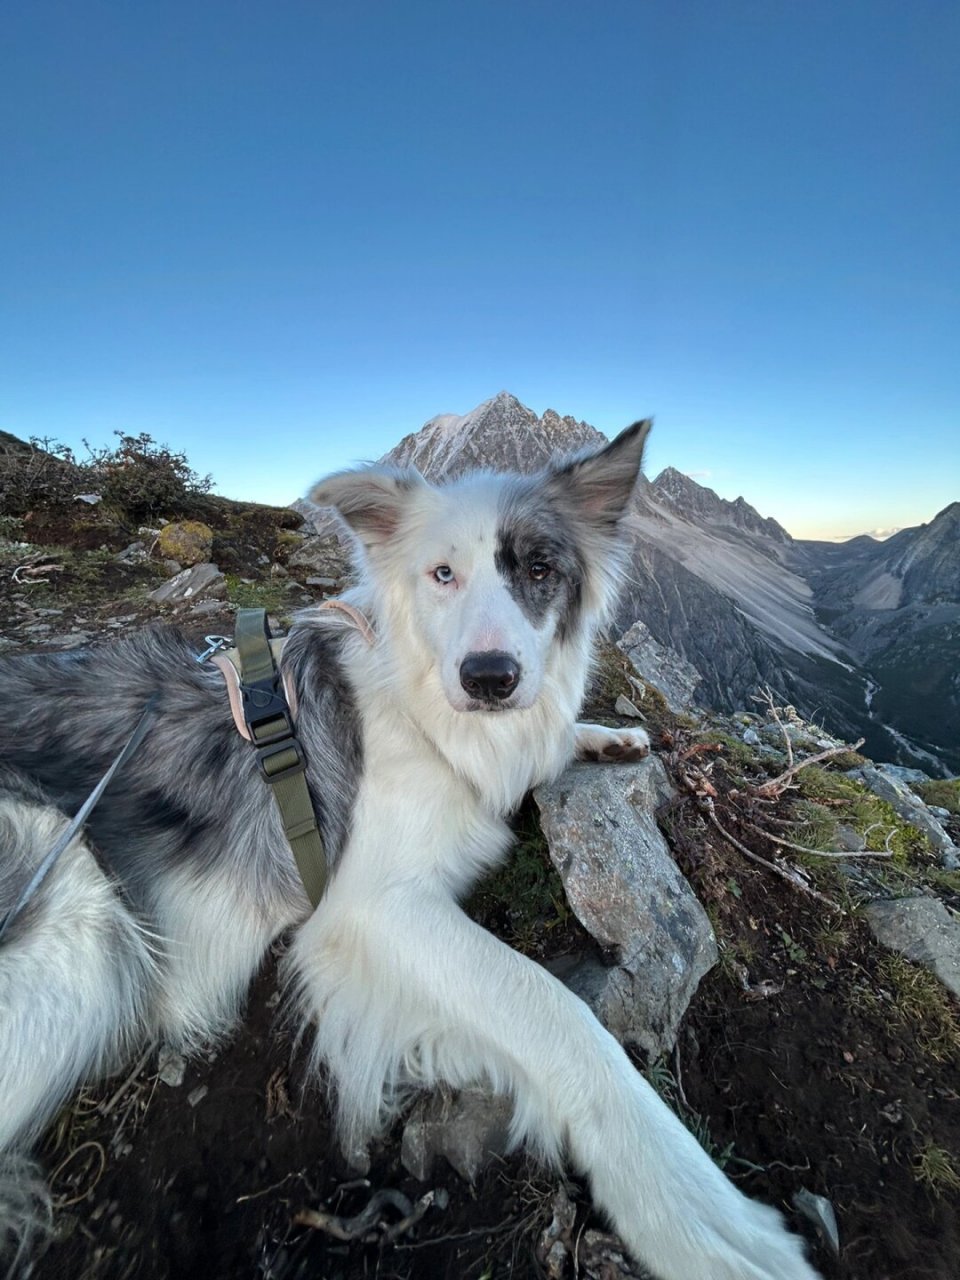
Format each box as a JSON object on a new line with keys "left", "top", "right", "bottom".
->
{"left": 2, "top": 1, "right": 957, "bottom": 541}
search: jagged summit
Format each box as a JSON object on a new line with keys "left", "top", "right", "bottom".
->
{"left": 381, "top": 392, "right": 606, "bottom": 480}
{"left": 651, "top": 466, "right": 792, "bottom": 546}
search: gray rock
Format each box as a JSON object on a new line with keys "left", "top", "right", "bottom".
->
{"left": 864, "top": 897, "right": 960, "bottom": 1000}
{"left": 851, "top": 766, "right": 955, "bottom": 855}
{"left": 400, "top": 1088, "right": 512, "bottom": 1183}
{"left": 742, "top": 727, "right": 762, "bottom": 747}
{"left": 157, "top": 1047, "right": 186, "bottom": 1087}
{"left": 836, "top": 824, "right": 866, "bottom": 852}
{"left": 929, "top": 805, "right": 951, "bottom": 819}
{"left": 614, "top": 694, "right": 644, "bottom": 718}
{"left": 115, "top": 541, "right": 148, "bottom": 564}
{"left": 149, "top": 563, "right": 226, "bottom": 605}
{"left": 287, "top": 533, "right": 351, "bottom": 583}
{"left": 617, "top": 619, "right": 702, "bottom": 713}
{"left": 534, "top": 758, "right": 717, "bottom": 1057}
{"left": 189, "top": 599, "right": 227, "bottom": 618}
{"left": 875, "top": 763, "right": 931, "bottom": 785}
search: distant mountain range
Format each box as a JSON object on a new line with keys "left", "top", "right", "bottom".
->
{"left": 368, "top": 392, "right": 958, "bottom": 776}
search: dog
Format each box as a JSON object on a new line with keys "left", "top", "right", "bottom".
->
{"left": 0, "top": 422, "right": 821, "bottom": 1279}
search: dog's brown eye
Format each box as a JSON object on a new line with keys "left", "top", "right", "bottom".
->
{"left": 434, "top": 565, "right": 455, "bottom": 584}
{"left": 529, "top": 562, "right": 551, "bottom": 581}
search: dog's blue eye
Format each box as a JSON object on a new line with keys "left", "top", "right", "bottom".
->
{"left": 529, "top": 562, "right": 551, "bottom": 581}
{"left": 434, "top": 565, "right": 455, "bottom": 584}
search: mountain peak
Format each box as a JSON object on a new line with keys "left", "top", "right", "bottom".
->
{"left": 381, "top": 393, "right": 607, "bottom": 480}
{"left": 651, "top": 467, "right": 791, "bottom": 545}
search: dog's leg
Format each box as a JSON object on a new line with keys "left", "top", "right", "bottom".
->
{"left": 0, "top": 797, "right": 154, "bottom": 1156}
{"left": 575, "top": 722, "right": 650, "bottom": 761}
{"left": 290, "top": 887, "right": 820, "bottom": 1280}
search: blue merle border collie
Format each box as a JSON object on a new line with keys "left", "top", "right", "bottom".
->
{"left": 0, "top": 423, "right": 820, "bottom": 1279}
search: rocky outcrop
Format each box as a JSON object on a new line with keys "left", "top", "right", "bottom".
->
{"left": 617, "top": 619, "right": 702, "bottom": 712}
{"left": 533, "top": 757, "right": 717, "bottom": 1058}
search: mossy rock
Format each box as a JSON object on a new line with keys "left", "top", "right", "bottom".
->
{"left": 156, "top": 521, "right": 214, "bottom": 566}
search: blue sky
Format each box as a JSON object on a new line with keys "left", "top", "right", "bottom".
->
{"left": 2, "top": 1, "right": 957, "bottom": 540}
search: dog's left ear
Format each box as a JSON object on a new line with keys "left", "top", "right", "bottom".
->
{"left": 308, "top": 465, "right": 427, "bottom": 548}
{"left": 546, "top": 419, "right": 651, "bottom": 528}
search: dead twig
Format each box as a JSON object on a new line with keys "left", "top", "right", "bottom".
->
{"left": 757, "top": 739, "right": 865, "bottom": 797}
{"left": 50, "top": 1141, "right": 107, "bottom": 1207}
{"left": 742, "top": 821, "right": 893, "bottom": 859}
{"left": 98, "top": 1042, "right": 156, "bottom": 1118}
{"left": 704, "top": 805, "right": 840, "bottom": 910}
{"left": 294, "top": 1187, "right": 444, "bottom": 1243}
{"left": 751, "top": 685, "right": 793, "bottom": 769}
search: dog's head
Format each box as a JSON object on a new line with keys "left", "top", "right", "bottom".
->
{"left": 309, "top": 420, "right": 650, "bottom": 713}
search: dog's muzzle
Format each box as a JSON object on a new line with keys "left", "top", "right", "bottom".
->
{"left": 459, "top": 651, "right": 521, "bottom": 704}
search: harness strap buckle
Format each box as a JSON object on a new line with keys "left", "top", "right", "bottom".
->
{"left": 256, "top": 738, "right": 307, "bottom": 782}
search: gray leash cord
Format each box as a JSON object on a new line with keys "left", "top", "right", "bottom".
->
{"left": 0, "top": 693, "right": 161, "bottom": 943}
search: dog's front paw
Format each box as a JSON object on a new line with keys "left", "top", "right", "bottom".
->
{"left": 574, "top": 723, "right": 650, "bottom": 763}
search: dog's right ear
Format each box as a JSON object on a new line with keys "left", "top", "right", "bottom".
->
{"left": 307, "top": 466, "right": 426, "bottom": 548}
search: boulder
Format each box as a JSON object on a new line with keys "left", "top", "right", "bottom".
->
{"left": 534, "top": 757, "right": 717, "bottom": 1057}
{"left": 864, "top": 897, "right": 960, "bottom": 1000}
{"left": 155, "top": 521, "right": 214, "bottom": 567}
{"left": 149, "top": 563, "right": 226, "bottom": 604}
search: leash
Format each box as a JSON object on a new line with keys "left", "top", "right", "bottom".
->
{"left": 0, "top": 694, "right": 161, "bottom": 944}
{"left": 206, "top": 602, "right": 374, "bottom": 909}
{"left": 224, "top": 608, "right": 329, "bottom": 908}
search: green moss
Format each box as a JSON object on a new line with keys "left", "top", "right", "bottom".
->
{"left": 694, "top": 731, "right": 757, "bottom": 772}
{"left": 797, "top": 767, "right": 928, "bottom": 861}
{"left": 467, "top": 808, "right": 570, "bottom": 956}
{"left": 224, "top": 574, "right": 296, "bottom": 619}
{"left": 912, "top": 778, "right": 960, "bottom": 815}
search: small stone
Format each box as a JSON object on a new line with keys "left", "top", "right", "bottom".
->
{"left": 157, "top": 1047, "right": 186, "bottom": 1087}
{"left": 742, "top": 727, "right": 761, "bottom": 746}
{"left": 836, "top": 824, "right": 866, "bottom": 852}
{"left": 187, "top": 1085, "right": 208, "bottom": 1108}
{"left": 614, "top": 694, "right": 643, "bottom": 718}
{"left": 401, "top": 1088, "right": 512, "bottom": 1183}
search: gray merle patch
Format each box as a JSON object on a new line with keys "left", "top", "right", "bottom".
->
{"left": 495, "top": 480, "right": 585, "bottom": 641}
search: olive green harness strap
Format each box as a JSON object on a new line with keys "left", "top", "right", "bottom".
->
{"left": 232, "top": 608, "right": 327, "bottom": 908}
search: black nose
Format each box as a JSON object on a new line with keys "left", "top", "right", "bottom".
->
{"left": 459, "top": 651, "right": 521, "bottom": 702}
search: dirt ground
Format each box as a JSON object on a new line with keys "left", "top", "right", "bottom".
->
{"left": 29, "top": 802, "right": 960, "bottom": 1280}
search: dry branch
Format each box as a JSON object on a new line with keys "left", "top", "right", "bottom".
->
{"left": 758, "top": 739, "right": 865, "bottom": 796}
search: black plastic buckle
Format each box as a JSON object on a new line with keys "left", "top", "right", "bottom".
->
{"left": 256, "top": 737, "right": 307, "bottom": 782}
{"left": 241, "top": 677, "right": 294, "bottom": 745}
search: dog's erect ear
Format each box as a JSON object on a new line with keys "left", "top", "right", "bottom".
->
{"left": 546, "top": 419, "right": 651, "bottom": 527}
{"left": 307, "top": 466, "right": 427, "bottom": 547}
